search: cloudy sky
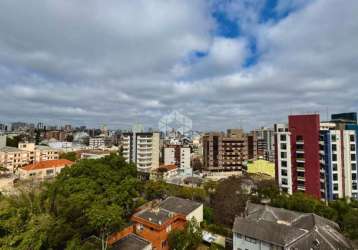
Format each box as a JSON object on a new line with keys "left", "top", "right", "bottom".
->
{"left": 0, "top": 0, "right": 357, "bottom": 131}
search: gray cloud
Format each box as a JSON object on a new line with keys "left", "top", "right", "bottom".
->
{"left": 0, "top": 0, "right": 357, "bottom": 131}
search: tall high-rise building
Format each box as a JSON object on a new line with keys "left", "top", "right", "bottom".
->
{"left": 121, "top": 132, "right": 160, "bottom": 173}
{"left": 202, "top": 129, "right": 248, "bottom": 172}
{"left": 275, "top": 113, "right": 358, "bottom": 200}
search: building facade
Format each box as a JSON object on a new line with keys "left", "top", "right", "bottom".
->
{"left": 122, "top": 132, "right": 160, "bottom": 173}
{"left": 163, "top": 145, "right": 191, "bottom": 174}
{"left": 19, "top": 159, "right": 74, "bottom": 181}
{"left": 202, "top": 130, "right": 248, "bottom": 172}
{"left": 275, "top": 113, "right": 358, "bottom": 200}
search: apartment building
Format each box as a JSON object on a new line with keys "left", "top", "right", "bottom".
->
{"left": 163, "top": 145, "right": 191, "bottom": 174}
{"left": 0, "top": 147, "right": 29, "bottom": 173}
{"left": 89, "top": 137, "right": 105, "bottom": 149}
{"left": 254, "top": 127, "right": 275, "bottom": 162}
{"left": 202, "top": 129, "right": 248, "bottom": 172}
{"left": 121, "top": 132, "right": 160, "bottom": 173}
{"left": 275, "top": 113, "right": 358, "bottom": 200}
{"left": 18, "top": 142, "right": 59, "bottom": 162}
{"left": 19, "top": 159, "right": 74, "bottom": 181}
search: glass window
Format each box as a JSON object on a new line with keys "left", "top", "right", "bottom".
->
{"left": 281, "top": 169, "right": 287, "bottom": 176}
{"left": 332, "top": 154, "right": 337, "bottom": 162}
{"left": 281, "top": 178, "right": 288, "bottom": 185}
{"left": 352, "top": 173, "right": 357, "bottom": 180}
{"left": 350, "top": 135, "right": 355, "bottom": 142}
{"left": 333, "top": 163, "right": 338, "bottom": 171}
{"left": 333, "top": 174, "right": 338, "bottom": 181}
{"left": 281, "top": 143, "right": 287, "bottom": 150}
{"left": 281, "top": 161, "right": 287, "bottom": 167}
{"left": 332, "top": 144, "right": 337, "bottom": 152}
{"left": 280, "top": 134, "right": 287, "bottom": 141}
{"left": 334, "top": 184, "right": 338, "bottom": 191}
{"left": 351, "top": 144, "right": 356, "bottom": 152}
{"left": 296, "top": 135, "right": 303, "bottom": 141}
{"left": 46, "top": 169, "right": 54, "bottom": 175}
{"left": 281, "top": 152, "right": 287, "bottom": 159}
{"left": 352, "top": 164, "right": 357, "bottom": 170}
{"left": 331, "top": 135, "right": 337, "bottom": 142}
{"left": 351, "top": 154, "right": 356, "bottom": 161}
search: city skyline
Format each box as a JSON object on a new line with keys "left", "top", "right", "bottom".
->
{"left": 0, "top": 0, "right": 357, "bottom": 130}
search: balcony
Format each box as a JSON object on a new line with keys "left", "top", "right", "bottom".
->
{"left": 297, "top": 176, "right": 305, "bottom": 181}
{"left": 296, "top": 141, "right": 304, "bottom": 145}
{"left": 296, "top": 158, "right": 305, "bottom": 163}
{"left": 297, "top": 167, "right": 305, "bottom": 172}
{"left": 297, "top": 185, "right": 305, "bottom": 191}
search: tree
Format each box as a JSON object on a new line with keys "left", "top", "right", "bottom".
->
{"left": 168, "top": 218, "right": 202, "bottom": 250}
{"left": 342, "top": 209, "right": 358, "bottom": 239}
{"left": 59, "top": 152, "right": 77, "bottom": 162}
{"left": 211, "top": 176, "right": 250, "bottom": 226}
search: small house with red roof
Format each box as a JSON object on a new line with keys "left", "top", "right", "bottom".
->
{"left": 19, "top": 159, "right": 74, "bottom": 181}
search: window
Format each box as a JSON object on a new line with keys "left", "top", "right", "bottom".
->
{"left": 333, "top": 174, "right": 338, "bottom": 181}
{"left": 281, "top": 152, "right": 287, "bottom": 159}
{"left": 280, "top": 134, "right": 287, "bottom": 141}
{"left": 236, "top": 233, "right": 242, "bottom": 239}
{"left": 281, "top": 169, "right": 287, "bottom": 176}
{"left": 351, "top": 144, "right": 356, "bottom": 152}
{"left": 351, "top": 135, "right": 355, "bottom": 142}
{"left": 333, "top": 163, "right": 338, "bottom": 171}
{"left": 332, "top": 144, "right": 337, "bottom": 152}
{"left": 296, "top": 135, "right": 303, "bottom": 141}
{"left": 281, "top": 161, "right": 287, "bottom": 167}
{"left": 281, "top": 143, "right": 287, "bottom": 150}
{"left": 352, "top": 173, "right": 357, "bottom": 180}
{"left": 245, "top": 236, "right": 257, "bottom": 244}
{"left": 332, "top": 154, "right": 337, "bottom": 162}
{"left": 353, "top": 183, "right": 357, "bottom": 190}
{"left": 281, "top": 178, "right": 288, "bottom": 185}
{"left": 331, "top": 135, "right": 337, "bottom": 142}
{"left": 352, "top": 164, "right": 357, "bottom": 171}
{"left": 351, "top": 154, "right": 356, "bottom": 161}
{"left": 334, "top": 184, "right": 338, "bottom": 191}
{"left": 46, "top": 169, "right": 54, "bottom": 175}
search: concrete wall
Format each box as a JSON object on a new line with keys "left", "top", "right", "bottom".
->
{"left": 186, "top": 204, "right": 203, "bottom": 224}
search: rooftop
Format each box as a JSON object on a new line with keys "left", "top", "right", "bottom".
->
{"left": 233, "top": 202, "right": 352, "bottom": 249}
{"left": 159, "top": 196, "right": 202, "bottom": 216}
{"left": 111, "top": 234, "right": 151, "bottom": 250}
{"left": 0, "top": 146, "right": 25, "bottom": 153}
{"left": 134, "top": 207, "right": 174, "bottom": 225}
{"left": 21, "top": 159, "right": 74, "bottom": 171}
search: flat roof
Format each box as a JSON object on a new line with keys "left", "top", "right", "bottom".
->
{"left": 111, "top": 234, "right": 151, "bottom": 250}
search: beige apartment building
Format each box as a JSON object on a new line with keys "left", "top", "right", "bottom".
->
{"left": 0, "top": 142, "right": 59, "bottom": 174}
{"left": 121, "top": 132, "right": 160, "bottom": 173}
{"left": 0, "top": 147, "right": 29, "bottom": 173}
{"left": 18, "top": 142, "right": 59, "bottom": 162}
{"left": 202, "top": 129, "right": 248, "bottom": 172}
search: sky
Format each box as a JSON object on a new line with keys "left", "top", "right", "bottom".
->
{"left": 0, "top": 0, "right": 357, "bottom": 131}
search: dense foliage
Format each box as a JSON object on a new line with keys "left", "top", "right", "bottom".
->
{"left": 0, "top": 154, "right": 143, "bottom": 249}
{"left": 59, "top": 152, "right": 78, "bottom": 162}
{"left": 168, "top": 219, "right": 202, "bottom": 250}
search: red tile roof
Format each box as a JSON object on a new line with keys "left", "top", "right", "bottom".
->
{"left": 158, "top": 164, "right": 177, "bottom": 171}
{"left": 21, "top": 159, "right": 74, "bottom": 171}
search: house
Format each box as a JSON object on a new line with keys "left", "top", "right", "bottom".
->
{"left": 19, "top": 159, "right": 74, "bottom": 181}
{"left": 232, "top": 202, "right": 352, "bottom": 250}
{"left": 159, "top": 196, "right": 203, "bottom": 224}
{"left": 131, "top": 206, "right": 187, "bottom": 250}
{"left": 111, "top": 233, "right": 152, "bottom": 250}
{"left": 150, "top": 164, "right": 178, "bottom": 180}
{"left": 108, "top": 197, "right": 203, "bottom": 250}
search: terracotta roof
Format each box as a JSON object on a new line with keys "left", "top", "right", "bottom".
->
{"left": 158, "top": 164, "right": 177, "bottom": 171}
{"left": 21, "top": 159, "right": 74, "bottom": 171}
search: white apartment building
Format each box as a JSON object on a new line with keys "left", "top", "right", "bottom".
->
{"left": 274, "top": 123, "right": 293, "bottom": 194}
{"left": 89, "top": 137, "right": 105, "bottom": 149}
{"left": 164, "top": 145, "right": 191, "bottom": 175}
{"left": 121, "top": 132, "right": 160, "bottom": 172}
